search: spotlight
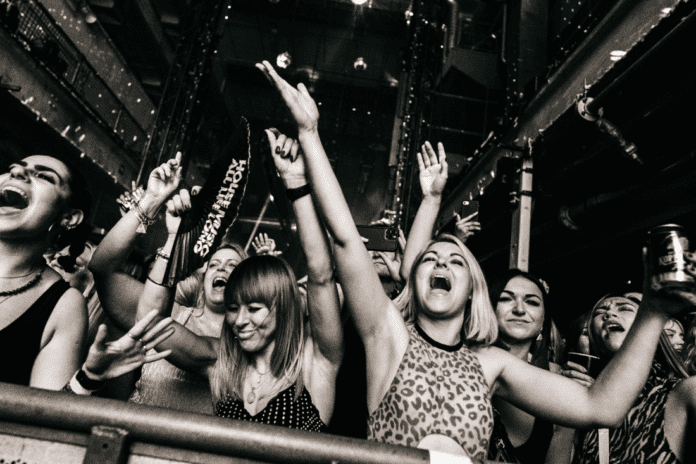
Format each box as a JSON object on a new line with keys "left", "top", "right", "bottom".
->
{"left": 81, "top": 4, "right": 97, "bottom": 24}
{"left": 276, "top": 52, "right": 292, "bottom": 69}
{"left": 353, "top": 57, "right": 367, "bottom": 71}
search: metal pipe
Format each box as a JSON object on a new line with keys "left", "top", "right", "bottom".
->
{"left": 0, "top": 383, "right": 432, "bottom": 464}
{"left": 427, "top": 125, "right": 485, "bottom": 137}
{"left": 244, "top": 193, "right": 272, "bottom": 252}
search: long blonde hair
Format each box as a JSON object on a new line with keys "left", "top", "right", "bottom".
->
{"left": 400, "top": 234, "right": 498, "bottom": 346}
{"left": 210, "top": 255, "right": 305, "bottom": 403}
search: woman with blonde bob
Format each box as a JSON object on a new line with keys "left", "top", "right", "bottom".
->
{"left": 257, "top": 58, "right": 694, "bottom": 461}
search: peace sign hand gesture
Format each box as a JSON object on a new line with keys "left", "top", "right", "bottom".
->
{"left": 256, "top": 60, "right": 319, "bottom": 133}
{"left": 417, "top": 141, "right": 448, "bottom": 198}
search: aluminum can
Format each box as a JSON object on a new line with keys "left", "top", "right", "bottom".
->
{"left": 648, "top": 224, "right": 695, "bottom": 290}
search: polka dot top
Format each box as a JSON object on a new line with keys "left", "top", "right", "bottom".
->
{"left": 214, "top": 384, "right": 328, "bottom": 433}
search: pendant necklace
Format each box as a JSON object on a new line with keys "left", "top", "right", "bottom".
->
{"left": 246, "top": 366, "right": 270, "bottom": 404}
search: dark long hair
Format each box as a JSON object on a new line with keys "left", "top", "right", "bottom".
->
{"left": 488, "top": 268, "right": 553, "bottom": 370}
{"left": 50, "top": 158, "right": 92, "bottom": 272}
{"left": 588, "top": 292, "right": 689, "bottom": 379}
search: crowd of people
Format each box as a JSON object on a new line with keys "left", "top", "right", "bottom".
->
{"left": 1, "top": 60, "right": 695, "bottom": 463}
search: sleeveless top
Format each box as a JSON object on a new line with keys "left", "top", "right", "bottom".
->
{"left": 578, "top": 363, "right": 681, "bottom": 464}
{"left": 129, "top": 305, "right": 220, "bottom": 415}
{"left": 368, "top": 323, "right": 493, "bottom": 459}
{"left": 0, "top": 280, "right": 70, "bottom": 386}
{"left": 214, "top": 383, "right": 327, "bottom": 433}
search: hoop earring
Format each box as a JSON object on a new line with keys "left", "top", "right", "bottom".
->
{"left": 47, "top": 222, "right": 60, "bottom": 237}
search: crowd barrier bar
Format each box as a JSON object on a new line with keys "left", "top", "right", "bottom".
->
{"left": 0, "top": 382, "right": 498, "bottom": 464}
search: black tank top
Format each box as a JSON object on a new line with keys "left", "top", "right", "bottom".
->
{"left": 514, "top": 417, "right": 553, "bottom": 464}
{"left": 0, "top": 280, "right": 70, "bottom": 386}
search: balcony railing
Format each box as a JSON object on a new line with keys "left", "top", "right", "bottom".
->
{"left": 1, "top": 0, "right": 148, "bottom": 158}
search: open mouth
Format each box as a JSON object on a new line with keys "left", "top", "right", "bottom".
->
{"left": 212, "top": 276, "right": 228, "bottom": 288}
{"left": 604, "top": 322, "right": 624, "bottom": 333}
{"left": 430, "top": 275, "right": 452, "bottom": 291}
{"left": 0, "top": 186, "right": 29, "bottom": 210}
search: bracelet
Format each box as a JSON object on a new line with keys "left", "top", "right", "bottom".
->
{"left": 133, "top": 201, "right": 157, "bottom": 234}
{"left": 156, "top": 247, "right": 170, "bottom": 260}
{"left": 75, "top": 368, "right": 106, "bottom": 391}
{"left": 286, "top": 184, "right": 311, "bottom": 202}
{"left": 148, "top": 276, "right": 173, "bottom": 288}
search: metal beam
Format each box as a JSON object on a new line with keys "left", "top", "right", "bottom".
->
{"left": 438, "top": 0, "right": 684, "bottom": 224}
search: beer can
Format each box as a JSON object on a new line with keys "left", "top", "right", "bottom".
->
{"left": 648, "top": 224, "right": 695, "bottom": 290}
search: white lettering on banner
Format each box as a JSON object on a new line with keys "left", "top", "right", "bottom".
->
{"left": 193, "top": 159, "right": 247, "bottom": 257}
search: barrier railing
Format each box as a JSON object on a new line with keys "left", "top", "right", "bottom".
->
{"left": 0, "top": 382, "right": 502, "bottom": 464}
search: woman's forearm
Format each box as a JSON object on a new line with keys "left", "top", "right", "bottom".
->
{"left": 89, "top": 194, "right": 163, "bottom": 276}
{"left": 136, "top": 232, "right": 178, "bottom": 322}
{"left": 298, "top": 129, "right": 361, "bottom": 249}
{"left": 400, "top": 195, "right": 441, "bottom": 281}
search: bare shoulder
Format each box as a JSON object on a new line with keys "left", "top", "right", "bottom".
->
{"left": 48, "top": 286, "right": 87, "bottom": 331}
{"left": 671, "top": 376, "right": 696, "bottom": 407}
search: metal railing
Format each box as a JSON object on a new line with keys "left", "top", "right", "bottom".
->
{"left": 4, "top": 0, "right": 147, "bottom": 158}
{"left": 0, "top": 382, "right": 479, "bottom": 464}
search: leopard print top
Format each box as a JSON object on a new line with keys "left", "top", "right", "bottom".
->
{"left": 368, "top": 323, "right": 493, "bottom": 459}
{"left": 578, "top": 363, "right": 681, "bottom": 464}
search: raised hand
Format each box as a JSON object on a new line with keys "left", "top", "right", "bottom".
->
{"left": 83, "top": 310, "right": 174, "bottom": 381}
{"left": 453, "top": 211, "right": 481, "bottom": 243}
{"left": 165, "top": 188, "right": 193, "bottom": 235}
{"left": 266, "top": 129, "right": 306, "bottom": 189}
{"left": 145, "top": 152, "right": 183, "bottom": 204}
{"left": 417, "top": 141, "right": 448, "bottom": 198}
{"left": 256, "top": 61, "right": 319, "bottom": 132}
{"left": 252, "top": 233, "right": 283, "bottom": 257}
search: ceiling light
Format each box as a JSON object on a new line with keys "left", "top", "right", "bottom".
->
{"left": 354, "top": 57, "right": 367, "bottom": 71}
{"left": 276, "top": 52, "right": 292, "bottom": 69}
{"left": 352, "top": 0, "right": 368, "bottom": 5}
{"left": 81, "top": 4, "right": 97, "bottom": 24}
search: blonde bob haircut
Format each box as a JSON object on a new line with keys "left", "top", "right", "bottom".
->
{"left": 211, "top": 255, "right": 305, "bottom": 403}
{"left": 401, "top": 234, "right": 498, "bottom": 346}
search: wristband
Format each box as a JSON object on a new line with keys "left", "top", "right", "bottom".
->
{"left": 133, "top": 200, "right": 158, "bottom": 234}
{"left": 75, "top": 368, "right": 106, "bottom": 391}
{"left": 148, "top": 275, "right": 174, "bottom": 288}
{"left": 286, "top": 184, "right": 311, "bottom": 202}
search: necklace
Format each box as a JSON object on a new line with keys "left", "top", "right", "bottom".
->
{"left": 0, "top": 267, "right": 44, "bottom": 297}
{"left": 246, "top": 366, "right": 271, "bottom": 404}
{"left": 0, "top": 267, "right": 41, "bottom": 279}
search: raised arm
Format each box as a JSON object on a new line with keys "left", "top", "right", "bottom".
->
{"left": 134, "top": 188, "right": 192, "bottom": 323}
{"left": 256, "top": 61, "right": 406, "bottom": 410}
{"left": 89, "top": 155, "right": 182, "bottom": 331}
{"left": 267, "top": 129, "right": 342, "bottom": 366}
{"left": 399, "top": 141, "right": 447, "bottom": 281}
